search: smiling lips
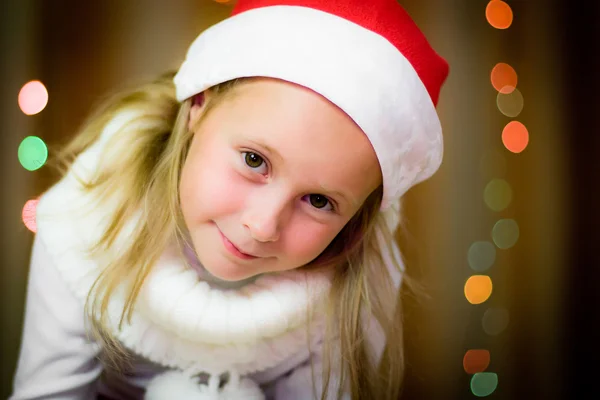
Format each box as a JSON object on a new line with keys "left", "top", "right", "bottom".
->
{"left": 218, "top": 228, "right": 259, "bottom": 260}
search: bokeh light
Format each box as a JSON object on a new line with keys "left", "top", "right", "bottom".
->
{"left": 492, "top": 218, "right": 520, "bottom": 249}
{"left": 18, "top": 80, "right": 48, "bottom": 115}
{"left": 22, "top": 199, "right": 39, "bottom": 233}
{"left": 497, "top": 87, "right": 524, "bottom": 117}
{"left": 18, "top": 136, "right": 48, "bottom": 171}
{"left": 465, "top": 275, "right": 493, "bottom": 305}
{"left": 468, "top": 241, "right": 496, "bottom": 272}
{"left": 502, "top": 121, "right": 529, "bottom": 153}
{"left": 463, "top": 349, "right": 491, "bottom": 374}
{"left": 491, "top": 63, "right": 517, "bottom": 94}
{"left": 486, "top": 0, "right": 513, "bottom": 29}
{"left": 471, "top": 372, "right": 499, "bottom": 397}
{"left": 482, "top": 307, "right": 510, "bottom": 335}
{"left": 484, "top": 179, "right": 513, "bottom": 212}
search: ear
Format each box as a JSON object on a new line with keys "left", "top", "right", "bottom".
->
{"left": 188, "top": 104, "right": 202, "bottom": 132}
{"left": 188, "top": 92, "right": 208, "bottom": 132}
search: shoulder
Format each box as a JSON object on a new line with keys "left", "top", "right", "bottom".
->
{"left": 34, "top": 109, "right": 144, "bottom": 302}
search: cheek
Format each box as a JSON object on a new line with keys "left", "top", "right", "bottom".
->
{"left": 180, "top": 147, "right": 244, "bottom": 222}
{"left": 283, "top": 223, "right": 339, "bottom": 263}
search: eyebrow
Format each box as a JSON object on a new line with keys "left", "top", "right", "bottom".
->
{"left": 247, "top": 139, "right": 284, "bottom": 163}
{"left": 321, "top": 186, "right": 358, "bottom": 208}
{"left": 247, "top": 139, "right": 357, "bottom": 207}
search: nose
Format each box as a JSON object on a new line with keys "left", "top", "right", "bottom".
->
{"left": 241, "top": 189, "right": 291, "bottom": 243}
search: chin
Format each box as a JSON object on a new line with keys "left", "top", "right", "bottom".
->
{"left": 199, "top": 253, "right": 258, "bottom": 282}
{"left": 208, "top": 267, "right": 255, "bottom": 282}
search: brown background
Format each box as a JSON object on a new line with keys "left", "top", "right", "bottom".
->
{"left": 1, "top": 0, "right": 597, "bottom": 399}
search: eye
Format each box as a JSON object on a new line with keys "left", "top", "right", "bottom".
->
{"left": 241, "top": 152, "right": 268, "bottom": 174}
{"left": 303, "top": 194, "right": 335, "bottom": 212}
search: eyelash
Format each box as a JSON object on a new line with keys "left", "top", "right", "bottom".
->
{"left": 240, "top": 151, "right": 337, "bottom": 213}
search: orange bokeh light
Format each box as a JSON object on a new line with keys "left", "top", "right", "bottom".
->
{"left": 491, "top": 63, "right": 518, "bottom": 94}
{"left": 502, "top": 121, "right": 529, "bottom": 153}
{"left": 464, "top": 275, "right": 493, "bottom": 305}
{"left": 463, "top": 349, "right": 491, "bottom": 374}
{"left": 486, "top": 0, "right": 513, "bottom": 29}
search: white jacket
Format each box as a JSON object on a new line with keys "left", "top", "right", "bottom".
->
{"left": 10, "top": 111, "right": 403, "bottom": 400}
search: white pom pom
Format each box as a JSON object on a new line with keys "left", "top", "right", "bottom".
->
{"left": 145, "top": 370, "right": 215, "bottom": 400}
{"left": 145, "top": 370, "right": 265, "bottom": 400}
{"left": 221, "top": 377, "right": 265, "bottom": 400}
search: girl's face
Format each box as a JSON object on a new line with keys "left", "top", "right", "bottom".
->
{"left": 179, "top": 78, "right": 382, "bottom": 282}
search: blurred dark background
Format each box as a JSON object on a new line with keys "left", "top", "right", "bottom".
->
{"left": 1, "top": 1, "right": 598, "bottom": 399}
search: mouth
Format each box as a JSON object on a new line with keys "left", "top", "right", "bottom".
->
{"left": 217, "top": 227, "right": 260, "bottom": 260}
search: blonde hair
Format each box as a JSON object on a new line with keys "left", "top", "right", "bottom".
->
{"left": 50, "top": 72, "right": 415, "bottom": 400}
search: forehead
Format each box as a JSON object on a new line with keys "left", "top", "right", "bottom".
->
{"left": 204, "top": 79, "right": 383, "bottom": 206}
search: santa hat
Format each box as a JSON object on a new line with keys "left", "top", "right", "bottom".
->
{"left": 174, "top": 0, "right": 449, "bottom": 211}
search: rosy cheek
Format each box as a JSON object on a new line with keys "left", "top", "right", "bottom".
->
{"left": 197, "top": 161, "right": 246, "bottom": 207}
{"left": 284, "top": 224, "right": 336, "bottom": 261}
{"left": 181, "top": 148, "right": 236, "bottom": 216}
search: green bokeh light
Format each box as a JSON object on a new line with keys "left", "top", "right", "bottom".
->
{"left": 484, "top": 179, "right": 513, "bottom": 212}
{"left": 497, "top": 87, "right": 524, "bottom": 117}
{"left": 18, "top": 136, "right": 48, "bottom": 171}
{"left": 471, "top": 372, "right": 498, "bottom": 397}
{"left": 468, "top": 241, "right": 496, "bottom": 272}
{"left": 482, "top": 307, "right": 510, "bottom": 336}
{"left": 492, "top": 219, "right": 520, "bottom": 249}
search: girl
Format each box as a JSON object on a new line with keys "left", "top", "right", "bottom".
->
{"left": 11, "top": 0, "right": 448, "bottom": 399}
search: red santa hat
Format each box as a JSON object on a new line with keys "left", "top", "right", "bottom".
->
{"left": 174, "top": 0, "right": 449, "bottom": 210}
